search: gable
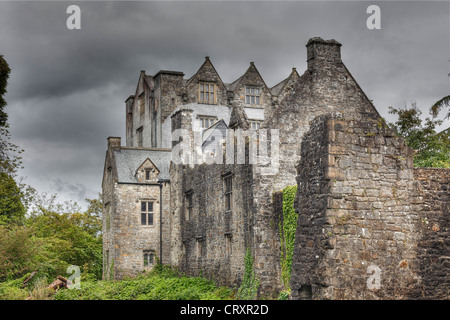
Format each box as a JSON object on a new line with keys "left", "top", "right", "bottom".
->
{"left": 185, "top": 57, "right": 228, "bottom": 105}
{"left": 114, "top": 148, "right": 171, "bottom": 183}
{"left": 230, "top": 62, "right": 272, "bottom": 109}
{"left": 135, "top": 158, "right": 160, "bottom": 183}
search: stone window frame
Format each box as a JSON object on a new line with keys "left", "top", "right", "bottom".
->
{"left": 140, "top": 200, "right": 155, "bottom": 227}
{"left": 248, "top": 119, "right": 262, "bottom": 130}
{"left": 245, "top": 86, "right": 261, "bottom": 105}
{"left": 198, "top": 82, "right": 217, "bottom": 104}
{"left": 185, "top": 190, "right": 193, "bottom": 221}
{"left": 225, "top": 233, "right": 232, "bottom": 257}
{"left": 136, "top": 126, "right": 143, "bottom": 147}
{"left": 196, "top": 237, "right": 204, "bottom": 259}
{"left": 143, "top": 250, "right": 155, "bottom": 267}
{"left": 222, "top": 173, "right": 233, "bottom": 212}
{"left": 138, "top": 92, "right": 145, "bottom": 117}
{"left": 197, "top": 115, "right": 217, "bottom": 129}
{"left": 144, "top": 167, "right": 156, "bottom": 181}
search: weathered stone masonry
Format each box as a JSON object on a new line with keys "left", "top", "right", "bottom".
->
{"left": 289, "top": 113, "right": 448, "bottom": 299}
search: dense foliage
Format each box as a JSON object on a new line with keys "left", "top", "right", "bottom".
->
{"left": 54, "top": 265, "right": 234, "bottom": 300}
{"left": 0, "top": 194, "right": 103, "bottom": 283}
{"left": 388, "top": 104, "right": 450, "bottom": 168}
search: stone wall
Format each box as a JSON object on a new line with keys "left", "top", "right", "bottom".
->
{"left": 290, "top": 113, "right": 421, "bottom": 300}
{"left": 414, "top": 168, "right": 449, "bottom": 299}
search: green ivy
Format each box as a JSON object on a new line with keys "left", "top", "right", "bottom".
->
{"left": 236, "top": 247, "right": 259, "bottom": 300}
{"left": 278, "top": 186, "right": 298, "bottom": 291}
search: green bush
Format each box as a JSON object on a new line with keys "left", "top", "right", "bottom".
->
{"left": 54, "top": 265, "right": 234, "bottom": 300}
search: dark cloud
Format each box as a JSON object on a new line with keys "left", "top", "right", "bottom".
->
{"left": 0, "top": 1, "right": 448, "bottom": 207}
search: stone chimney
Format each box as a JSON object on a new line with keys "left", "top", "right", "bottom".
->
{"left": 107, "top": 137, "right": 121, "bottom": 151}
{"left": 306, "top": 37, "right": 342, "bottom": 71}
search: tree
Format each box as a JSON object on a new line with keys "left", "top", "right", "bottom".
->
{"left": 0, "top": 172, "right": 26, "bottom": 225}
{"left": 0, "top": 54, "right": 11, "bottom": 128}
{"left": 430, "top": 95, "right": 450, "bottom": 120}
{"left": 388, "top": 103, "right": 450, "bottom": 168}
{"left": 0, "top": 54, "right": 23, "bottom": 174}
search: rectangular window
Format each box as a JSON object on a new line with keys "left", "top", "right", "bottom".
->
{"left": 139, "top": 94, "right": 145, "bottom": 117}
{"left": 143, "top": 251, "right": 154, "bottom": 266}
{"left": 224, "top": 175, "right": 233, "bottom": 211}
{"left": 250, "top": 121, "right": 261, "bottom": 130}
{"left": 137, "top": 127, "right": 143, "bottom": 147}
{"left": 185, "top": 192, "right": 193, "bottom": 221}
{"left": 245, "top": 87, "right": 261, "bottom": 105}
{"left": 199, "top": 82, "right": 216, "bottom": 104}
{"left": 199, "top": 116, "right": 217, "bottom": 129}
{"left": 225, "top": 235, "right": 232, "bottom": 256}
{"left": 141, "top": 201, "right": 154, "bottom": 226}
{"left": 196, "top": 239, "right": 203, "bottom": 258}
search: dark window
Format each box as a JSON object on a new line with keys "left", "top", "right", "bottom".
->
{"left": 137, "top": 127, "right": 143, "bottom": 147}
{"left": 224, "top": 175, "right": 233, "bottom": 211}
{"left": 143, "top": 251, "right": 154, "bottom": 266}
{"left": 199, "top": 82, "right": 216, "bottom": 104}
{"left": 141, "top": 201, "right": 154, "bottom": 226}
{"left": 186, "top": 192, "right": 193, "bottom": 221}
{"left": 245, "top": 87, "right": 261, "bottom": 105}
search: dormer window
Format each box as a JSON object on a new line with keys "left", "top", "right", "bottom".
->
{"left": 245, "top": 87, "right": 260, "bottom": 105}
{"left": 199, "top": 82, "right": 216, "bottom": 104}
{"left": 145, "top": 168, "right": 154, "bottom": 181}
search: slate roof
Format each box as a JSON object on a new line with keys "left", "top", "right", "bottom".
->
{"left": 202, "top": 119, "right": 228, "bottom": 145}
{"left": 114, "top": 148, "right": 171, "bottom": 183}
{"left": 270, "top": 77, "right": 289, "bottom": 96}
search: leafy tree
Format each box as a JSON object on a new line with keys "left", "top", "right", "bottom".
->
{"left": 430, "top": 95, "right": 450, "bottom": 120}
{"left": 388, "top": 103, "right": 450, "bottom": 168}
{"left": 0, "top": 55, "right": 23, "bottom": 175}
{"left": 26, "top": 194, "right": 103, "bottom": 280}
{"left": 0, "top": 54, "right": 10, "bottom": 128}
{"left": 0, "top": 172, "right": 26, "bottom": 225}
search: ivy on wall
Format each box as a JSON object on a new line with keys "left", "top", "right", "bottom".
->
{"left": 278, "top": 186, "right": 298, "bottom": 291}
{"left": 236, "top": 247, "right": 260, "bottom": 300}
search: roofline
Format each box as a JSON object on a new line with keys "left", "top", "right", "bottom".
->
{"left": 116, "top": 147, "right": 172, "bottom": 152}
{"left": 154, "top": 70, "right": 185, "bottom": 78}
{"left": 117, "top": 182, "right": 168, "bottom": 186}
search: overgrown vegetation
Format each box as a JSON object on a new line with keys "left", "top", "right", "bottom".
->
{"left": 388, "top": 103, "right": 450, "bottom": 168}
{"left": 56, "top": 265, "right": 234, "bottom": 300}
{"left": 0, "top": 265, "right": 235, "bottom": 300}
{"left": 0, "top": 194, "right": 103, "bottom": 283}
{"left": 236, "top": 248, "right": 260, "bottom": 300}
{"left": 278, "top": 186, "right": 298, "bottom": 293}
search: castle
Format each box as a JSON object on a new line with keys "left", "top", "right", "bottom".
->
{"left": 102, "top": 37, "right": 449, "bottom": 299}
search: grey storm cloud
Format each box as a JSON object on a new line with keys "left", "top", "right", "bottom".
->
{"left": 0, "top": 1, "right": 448, "bottom": 207}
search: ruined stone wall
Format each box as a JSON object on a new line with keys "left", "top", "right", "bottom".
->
{"left": 102, "top": 138, "right": 120, "bottom": 280}
{"left": 290, "top": 113, "right": 422, "bottom": 300}
{"left": 414, "top": 168, "right": 449, "bottom": 299}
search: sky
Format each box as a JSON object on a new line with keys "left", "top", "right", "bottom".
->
{"left": 0, "top": 0, "right": 449, "bottom": 209}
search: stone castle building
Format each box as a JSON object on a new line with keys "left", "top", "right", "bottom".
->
{"left": 102, "top": 37, "right": 449, "bottom": 299}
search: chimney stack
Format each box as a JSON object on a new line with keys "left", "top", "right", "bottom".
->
{"left": 306, "top": 37, "right": 342, "bottom": 71}
{"left": 107, "top": 137, "right": 121, "bottom": 151}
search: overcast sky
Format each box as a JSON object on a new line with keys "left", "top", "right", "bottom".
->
{"left": 0, "top": 0, "right": 449, "bottom": 209}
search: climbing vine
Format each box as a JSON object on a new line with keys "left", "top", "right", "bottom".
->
{"left": 236, "top": 247, "right": 259, "bottom": 300}
{"left": 278, "top": 185, "right": 298, "bottom": 291}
